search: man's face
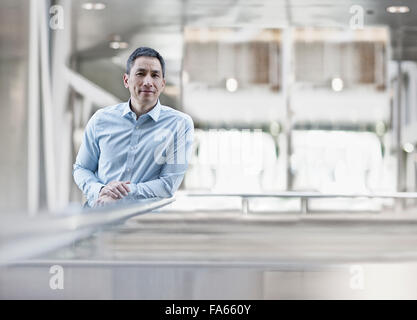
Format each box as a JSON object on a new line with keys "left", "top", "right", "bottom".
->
{"left": 123, "top": 56, "right": 166, "bottom": 107}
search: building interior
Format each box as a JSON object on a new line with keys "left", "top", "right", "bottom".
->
{"left": 2, "top": 0, "right": 417, "bottom": 299}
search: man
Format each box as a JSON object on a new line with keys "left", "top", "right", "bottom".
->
{"left": 73, "top": 47, "right": 194, "bottom": 207}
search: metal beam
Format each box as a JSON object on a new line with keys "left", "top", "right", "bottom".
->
{"left": 51, "top": 0, "right": 72, "bottom": 210}
{"left": 282, "top": 28, "right": 294, "bottom": 190}
{"left": 64, "top": 67, "right": 120, "bottom": 108}
{"left": 39, "top": 0, "right": 57, "bottom": 211}
{"left": 27, "top": 0, "right": 41, "bottom": 215}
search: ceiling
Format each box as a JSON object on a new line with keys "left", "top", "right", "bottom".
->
{"left": 67, "top": 0, "right": 417, "bottom": 123}
{"left": 1, "top": 0, "right": 417, "bottom": 60}
{"left": 71, "top": 0, "right": 417, "bottom": 61}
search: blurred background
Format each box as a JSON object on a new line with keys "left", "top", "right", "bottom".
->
{"left": 5, "top": 0, "right": 417, "bottom": 300}
{"left": 1, "top": 0, "right": 417, "bottom": 214}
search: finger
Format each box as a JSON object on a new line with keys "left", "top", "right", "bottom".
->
{"left": 115, "top": 185, "right": 126, "bottom": 197}
{"left": 105, "top": 189, "right": 119, "bottom": 199}
{"left": 116, "top": 184, "right": 128, "bottom": 197}
{"left": 111, "top": 187, "right": 124, "bottom": 199}
{"left": 121, "top": 182, "right": 130, "bottom": 194}
{"left": 124, "top": 181, "right": 131, "bottom": 192}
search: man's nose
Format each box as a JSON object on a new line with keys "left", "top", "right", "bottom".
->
{"left": 143, "top": 75, "right": 152, "bottom": 86}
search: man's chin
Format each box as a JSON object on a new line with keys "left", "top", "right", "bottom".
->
{"left": 136, "top": 97, "right": 158, "bottom": 106}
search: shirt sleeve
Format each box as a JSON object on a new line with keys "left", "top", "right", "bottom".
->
{"left": 73, "top": 112, "right": 105, "bottom": 207}
{"left": 129, "top": 115, "right": 194, "bottom": 199}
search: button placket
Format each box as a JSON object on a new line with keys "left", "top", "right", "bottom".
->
{"left": 125, "top": 123, "right": 139, "bottom": 178}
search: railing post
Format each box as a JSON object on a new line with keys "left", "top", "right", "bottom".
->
{"left": 242, "top": 197, "right": 249, "bottom": 215}
{"left": 394, "top": 198, "right": 404, "bottom": 214}
{"left": 301, "top": 197, "right": 308, "bottom": 214}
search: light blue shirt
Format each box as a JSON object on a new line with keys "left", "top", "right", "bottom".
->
{"left": 73, "top": 100, "right": 194, "bottom": 207}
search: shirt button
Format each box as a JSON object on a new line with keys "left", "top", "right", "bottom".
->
{"left": 135, "top": 126, "right": 139, "bottom": 130}
{"left": 130, "top": 146, "right": 135, "bottom": 150}
{"left": 127, "top": 168, "right": 131, "bottom": 172}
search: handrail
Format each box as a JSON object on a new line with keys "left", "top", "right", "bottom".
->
{"left": 176, "top": 191, "right": 417, "bottom": 214}
{"left": 182, "top": 191, "right": 417, "bottom": 199}
{"left": 0, "top": 197, "right": 175, "bottom": 265}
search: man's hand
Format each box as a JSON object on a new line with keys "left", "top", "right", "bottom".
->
{"left": 99, "top": 181, "right": 131, "bottom": 200}
{"left": 95, "top": 195, "right": 118, "bottom": 207}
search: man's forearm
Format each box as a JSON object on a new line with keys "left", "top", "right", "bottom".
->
{"left": 73, "top": 164, "right": 105, "bottom": 206}
{"left": 128, "top": 174, "right": 184, "bottom": 199}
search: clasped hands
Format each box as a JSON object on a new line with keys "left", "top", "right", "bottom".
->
{"left": 95, "top": 181, "right": 131, "bottom": 207}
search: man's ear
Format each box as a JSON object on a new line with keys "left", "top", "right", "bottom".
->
{"left": 123, "top": 73, "right": 129, "bottom": 88}
{"left": 162, "top": 78, "right": 166, "bottom": 90}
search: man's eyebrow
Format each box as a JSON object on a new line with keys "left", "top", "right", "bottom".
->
{"left": 135, "top": 68, "right": 161, "bottom": 74}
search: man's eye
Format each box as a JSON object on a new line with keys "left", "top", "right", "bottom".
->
{"left": 152, "top": 74, "right": 159, "bottom": 78}
{"left": 136, "top": 73, "right": 144, "bottom": 76}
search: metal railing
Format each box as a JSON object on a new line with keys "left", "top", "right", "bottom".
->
{"left": 3, "top": 192, "right": 417, "bottom": 265}
{"left": 177, "top": 191, "right": 417, "bottom": 214}
{"left": 0, "top": 197, "right": 174, "bottom": 265}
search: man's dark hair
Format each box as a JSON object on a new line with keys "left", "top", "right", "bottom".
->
{"left": 126, "top": 47, "right": 165, "bottom": 78}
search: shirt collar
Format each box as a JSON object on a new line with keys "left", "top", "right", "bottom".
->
{"left": 122, "top": 100, "right": 132, "bottom": 118}
{"left": 122, "top": 99, "right": 161, "bottom": 122}
{"left": 147, "top": 100, "right": 161, "bottom": 122}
